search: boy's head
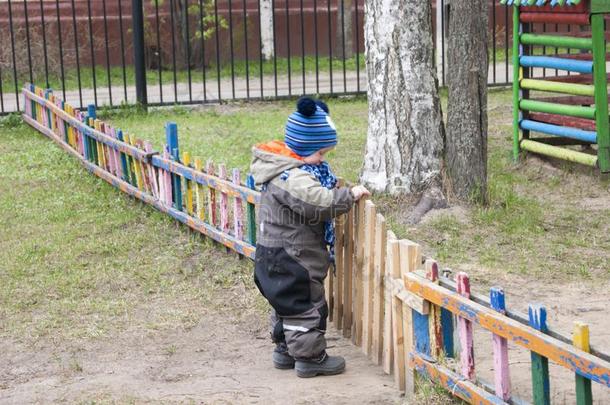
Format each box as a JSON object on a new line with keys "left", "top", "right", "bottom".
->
{"left": 285, "top": 96, "right": 337, "bottom": 160}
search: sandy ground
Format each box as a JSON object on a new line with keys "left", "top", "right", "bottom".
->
{"left": 2, "top": 278, "right": 607, "bottom": 405}
{"left": 0, "top": 311, "right": 403, "bottom": 405}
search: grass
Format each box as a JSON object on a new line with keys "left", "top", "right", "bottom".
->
{"left": 1, "top": 54, "right": 367, "bottom": 95}
{"left": 0, "top": 116, "right": 264, "bottom": 343}
{"left": 1, "top": 89, "right": 609, "bottom": 346}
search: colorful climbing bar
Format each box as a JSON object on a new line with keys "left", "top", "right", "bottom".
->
{"left": 519, "top": 99, "right": 596, "bottom": 119}
{"left": 519, "top": 12, "right": 590, "bottom": 24}
{"left": 520, "top": 79, "right": 595, "bottom": 97}
{"left": 519, "top": 56, "right": 593, "bottom": 73}
{"left": 520, "top": 33, "right": 593, "bottom": 50}
{"left": 527, "top": 112, "right": 597, "bottom": 131}
{"left": 506, "top": 0, "right": 610, "bottom": 172}
{"left": 520, "top": 119, "right": 597, "bottom": 143}
{"left": 521, "top": 139, "right": 598, "bottom": 166}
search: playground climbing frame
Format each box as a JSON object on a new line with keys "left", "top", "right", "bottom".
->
{"left": 505, "top": 0, "right": 610, "bottom": 172}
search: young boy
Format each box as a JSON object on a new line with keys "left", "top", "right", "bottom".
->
{"left": 250, "top": 97, "right": 370, "bottom": 378}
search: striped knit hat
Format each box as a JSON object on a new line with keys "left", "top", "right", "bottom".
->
{"left": 284, "top": 97, "right": 337, "bottom": 157}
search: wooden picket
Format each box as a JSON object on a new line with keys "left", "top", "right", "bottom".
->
{"left": 22, "top": 85, "right": 610, "bottom": 405}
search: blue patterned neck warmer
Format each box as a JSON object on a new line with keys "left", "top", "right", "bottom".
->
{"left": 279, "top": 161, "right": 338, "bottom": 261}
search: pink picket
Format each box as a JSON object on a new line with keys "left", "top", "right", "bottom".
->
{"left": 456, "top": 272, "right": 475, "bottom": 380}
{"left": 206, "top": 160, "right": 217, "bottom": 227}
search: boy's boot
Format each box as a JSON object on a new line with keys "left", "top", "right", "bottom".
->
{"left": 295, "top": 352, "right": 345, "bottom": 378}
{"left": 272, "top": 342, "right": 295, "bottom": 369}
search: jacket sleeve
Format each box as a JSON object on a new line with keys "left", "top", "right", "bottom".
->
{"left": 268, "top": 169, "right": 354, "bottom": 221}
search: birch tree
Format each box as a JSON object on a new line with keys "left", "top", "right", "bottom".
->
{"left": 260, "top": 0, "right": 275, "bottom": 60}
{"left": 360, "top": 0, "right": 445, "bottom": 215}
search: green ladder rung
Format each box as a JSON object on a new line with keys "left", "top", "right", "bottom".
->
{"left": 520, "top": 33, "right": 593, "bottom": 50}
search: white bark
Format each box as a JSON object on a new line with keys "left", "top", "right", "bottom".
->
{"left": 260, "top": 0, "right": 275, "bottom": 60}
{"left": 360, "top": 0, "right": 445, "bottom": 194}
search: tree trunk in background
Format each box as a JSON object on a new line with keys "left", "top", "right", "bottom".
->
{"left": 446, "top": 0, "right": 488, "bottom": 202}
{"left": 260, "top": 0, "right": 275, "bottom": 60}
{"left": 335, "top": 0, "right": 354, "bottom": 59}
{"left": 360, "top": 0, "right": 444, "bottom": 196}
{"left": 173, "top": 0, "right": 190, "bottom": 69}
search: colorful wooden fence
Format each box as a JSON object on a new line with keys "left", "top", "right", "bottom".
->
{"left": 328, "top": 197, "right": 610, "bottom": 404}
{"left": 22, "top": 85, "right": 610, "bottom": 404}
{"left": 22, "top": 84, "right": 259, "bottom": 259}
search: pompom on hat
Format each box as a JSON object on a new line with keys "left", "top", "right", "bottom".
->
{"left": 284, "top": 96, "right": 337, "bottom": 157}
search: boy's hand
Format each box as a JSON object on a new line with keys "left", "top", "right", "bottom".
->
{"left": 350, "top": 185, "right": 371, "bottom": 201}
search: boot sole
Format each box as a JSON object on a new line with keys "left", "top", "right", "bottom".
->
{"left": 295, "top": 366, "right": 345, "bottom": 378}
{"left": 273, "top": 361, "right": 295, "bottom": 370}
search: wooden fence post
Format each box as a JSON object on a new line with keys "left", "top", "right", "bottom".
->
{"left": 490, "top": 287, "right": 511, "bottom": 401}
{"left": 352, "top": 198, "right": 366, "bottom": 345}
{"left": 232, "top": 168, "right": 244, "bottom": 241}
{"left": 457, "top": 272, "right": 475, "bottom": 380}
{"left": 400, "top": 240, "right": 421, "bottom": 398}
{"left": 382, "top": 230, "right": 396, "bottom": 374}
{"left": 343, "top": 207, "right": 354, "bottom": 338}
{"left": 573, "top": 321, "right": 593, "bottom": 405}
{"left": 389, "top": 239, "right": 405, "bottom": 391}
{"left": 372, "top": 213, "right": 387, "bottom": 365}
{"left": 426, "top": 259, "right": 443, "bottom": 357}
{"left": 206, "top": 160, "right": 217, "bottom": 226}
{"left": 362, "top": 200, "right": 376, "bottom": 356}
{"left": 333, "top": 212, "right": 345, "bottom": 330}
{"left": 528, "top": 304, "right": 551, "bottom": 405}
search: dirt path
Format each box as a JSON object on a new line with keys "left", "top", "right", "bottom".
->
{"left": 0, "top": 311, "right": 402, "bottom": 404}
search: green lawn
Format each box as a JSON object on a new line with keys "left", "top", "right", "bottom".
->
{"left": 1, "top": 89, "right": 609, "bottom": 345}
{"left": 1, "top": 54, "right": 367, "bottom": 95}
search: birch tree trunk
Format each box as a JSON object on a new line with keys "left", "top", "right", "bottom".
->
{"left": 446, "top": 0, "right": 488, "bottom": 201}
{"left": 360, "top": 0, "right": 444, "bottom": 195}
{"left": 260, "top": 0, "right": 275, "bottom": 60}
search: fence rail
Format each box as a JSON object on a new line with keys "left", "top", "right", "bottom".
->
{"left": 22, "top": 85, "right": 610, "bottom": 404}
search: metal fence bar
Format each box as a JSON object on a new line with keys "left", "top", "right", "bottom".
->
{"left": 39, "top": 0, "right": 50, "bottom": 89}
{"left": 8, "top": 0, "right": 20, "bottom": 111}
{"left": 198, "top": 0, "right": 207, "bottom": 103}
{"left": 155, "top": 0, "right": 164, "bottom": 104}
{"left": 185, "top": 0, "right": 193, "bottom": 102}
{"left": 70, "top": 0, "right": 83, "bottom": 108}
{"left": 118, "top": 0, "right": 128, "bottom": 102}
{"left": 285, "top": 0, "right": 292, "bottom": 96}
{"left": 327, "top": 0, "right": 333, "bottom": 95}
{"left": 1, "top": 0, "right": 588, "bottom": 115}
{"left": 86, "top": 0, "right": 98, "bottom": 106}
{"left": 243, "top": 0, "right": 250, "bottom": 99}
{"left": 229, "top": 0, "right": 236, "bottom": 99}
{"left": 23, "top": 0, "right": 33, "bottom": 85}
{"left": 169, "top": 0, "right": 178, "bottom": 103}
{"left": 102, "top": 0, "right": 113, "bottom": 106}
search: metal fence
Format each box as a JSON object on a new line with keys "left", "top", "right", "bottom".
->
{"left": 0, "top": 0, "right": 594, "bottom": 114}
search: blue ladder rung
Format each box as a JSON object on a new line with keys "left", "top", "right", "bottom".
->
{"left": 520, "top": 56, "right": 593, "bottom": 74}
{"left": 520, "top": 120, "right": 597, "bottom": 143}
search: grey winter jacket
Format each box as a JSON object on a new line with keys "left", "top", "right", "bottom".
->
{"left": 250, "top": 145, "right": 354, "bottom": 254}
{"left": 250, "top": 144, "right": 354, "bottom": 312}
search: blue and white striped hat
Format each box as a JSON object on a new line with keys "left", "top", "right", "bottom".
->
{"left": 285, "top": 97, "right": 337, "bottom": 157}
